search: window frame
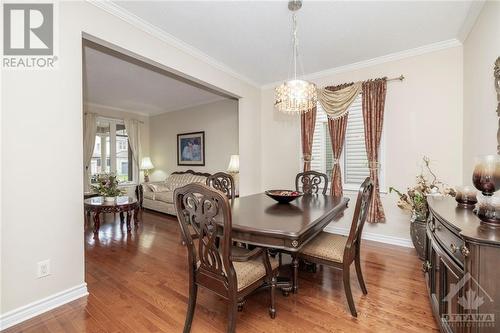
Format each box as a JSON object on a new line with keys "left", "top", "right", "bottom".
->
{"left": 92, "top": 116, "right": 137, "bottom": 185}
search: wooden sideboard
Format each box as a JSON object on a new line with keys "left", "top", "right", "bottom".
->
{"left": 425, "top": 196, "right": 500, "bottom": 333}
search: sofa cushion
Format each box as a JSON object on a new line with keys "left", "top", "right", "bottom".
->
{"left": 165, "top": 173, "right": 207, "bottom": 190}
{"left": 155, "top": 191, "right": 174, "bottom": 204}
{"left": 149, "top": 183, "right": 170, "bottom": 193}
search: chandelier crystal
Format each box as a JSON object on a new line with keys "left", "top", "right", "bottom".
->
{"left": 274, "top": 0, "right": 317, "bottom": 114}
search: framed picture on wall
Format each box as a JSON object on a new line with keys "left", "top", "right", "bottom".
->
{"left": 177, "top": 131, "right": 205, "bottom": 166}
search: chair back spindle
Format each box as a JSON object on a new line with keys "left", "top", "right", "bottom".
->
{"left": 344, "top": 177, "right": 374, "bottom": 261}
{"left": 295, "top": 171, "right": 329, "bottom": 194}
{"left": 175, "top": 183, "right": 237, "bottom": 295}
{"left": 206, "top": 172, "right": 236, "bottom": 200}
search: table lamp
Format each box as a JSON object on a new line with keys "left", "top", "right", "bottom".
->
{"left": 227, "top": 155, "right": 239, "bottom": 196}
{"left": 140, "top": 157, "right": 154, "bottom": 182}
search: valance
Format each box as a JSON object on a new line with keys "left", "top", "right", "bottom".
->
{"left": 317, "top": 81, "right": 362, "bottom": 119}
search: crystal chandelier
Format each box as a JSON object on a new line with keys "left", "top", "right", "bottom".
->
{"left": 274, "top": 0, "right": 317, "bottom": 114}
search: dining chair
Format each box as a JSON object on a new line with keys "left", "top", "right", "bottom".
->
{"left": 206, "top": 172, "right": 236, "bottom": 200}
{"left": 175, "top": 183, "right": 279, "bottom": 333}
{"left": 294, "top": 177, "right": 374, "bottom": 317}
{"left": 295, "top": 170, "right": 329, "bottom": 194}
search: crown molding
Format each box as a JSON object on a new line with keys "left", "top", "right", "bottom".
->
{"left": 86, "top": 0, "right": 260, "bottom": 89}
{"left": 83, "top": 102, "right": 150, "bottom": 117}
{"left": 458, "top": 1, "right": 485, "bottom": 42}
{"left": 261, "top": 38, "right": 462, "bottom": 90}
{"left": 153, "top": 96, "right": 231, "bottom": 116}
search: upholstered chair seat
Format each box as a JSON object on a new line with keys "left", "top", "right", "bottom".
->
{"left": 231, "top": 248, "right": 280, "bottom": 291}
{"left": 299, "top": 232, "right": 347, "bottom": 263}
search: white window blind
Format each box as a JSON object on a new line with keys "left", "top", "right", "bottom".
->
{"left": 311, "top": 94, "right": 375, "bottom": 191}
{"left": 343, "top": 96, "right": 370, "bottom": 188}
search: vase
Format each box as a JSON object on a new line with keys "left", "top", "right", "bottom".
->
{"left": 410, "top": 211, "right": 427, "bottom": 260}
{"left": 104, "top": 196, "right": 116, "bottom": 202}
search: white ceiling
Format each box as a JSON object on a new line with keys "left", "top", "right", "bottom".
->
{"left": 113, "top": 1, "right": 477, "bottom": 85}
{"left": 83, "top": 42, "right": 229, "bottom": 115}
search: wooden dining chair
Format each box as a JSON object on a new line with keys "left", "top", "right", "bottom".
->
{"left": 206, "top": 172, "right": 236, "bottom": 200}
{"left": 175, "top": 183, "right": 279, "bottom": 333}
{"left": 295, "top": 170, "right": 329, "bottom": 194}
{"left": 294, "top": 177, "right": 374, "bottom": 317}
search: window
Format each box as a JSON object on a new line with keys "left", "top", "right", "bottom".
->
{"left": 90, "top": 118, "right": 134, "bottom": 183}
{"left": 311, "top": 95, "right": 384, "bottom": 191}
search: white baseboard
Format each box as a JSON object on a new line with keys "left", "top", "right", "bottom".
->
{"left": 0, "top": 283, "right": 88, "bottom": 330}
{"left": 323, "top": 226, "right": 414, "bottom": 248}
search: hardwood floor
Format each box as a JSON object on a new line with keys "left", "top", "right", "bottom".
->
{"left": 4, "top": 210, "right": 438, "bottom": 333}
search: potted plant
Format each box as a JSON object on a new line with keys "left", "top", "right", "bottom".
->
{"left": 91, "top": 174, "right": 125, "bottom": 202}
{"left": 389, "top": 156, "right": 455, "bottom": 259}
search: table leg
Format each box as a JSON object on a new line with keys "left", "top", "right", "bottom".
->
{"left": 93, "top": 211, "right": 100, "bottom": 234}
{"left": 134, "top": 206, "right": 140, "bottom": 229}
{"left": 126, "top": 211, "right": 132, "bottom": 232}
{"left": 292, "top": 255, "right": 299, "bottom": 294}
{"left": 120, "top": 211, "right": 125, "bottom": 225}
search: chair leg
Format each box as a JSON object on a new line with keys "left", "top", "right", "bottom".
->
{"left": 292, "top": 254, "right": 299, "bottom": 294}
{"left": 355, "top": 253, "right": 368, "bottom": 295}
{"left": 183, "top": 284, "right": 197, "bottom": 333}
{"left": 343, "top": 266, "right": 357, "bottom": 317}
{"left": 269, "top": 275, "right": 277, "bottom": 319}
{"left": 237, "top": 299, "right": 245, "bottom": 312}
{"left": 227, "top": 298, "right": 238, "bottom": 333}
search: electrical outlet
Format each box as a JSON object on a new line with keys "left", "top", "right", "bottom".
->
{"left": 37, "top": 260, "right": 50, "bottom": 278}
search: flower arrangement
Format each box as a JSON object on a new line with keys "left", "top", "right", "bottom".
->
{"left": 91, "top": 174, "right": 124, "bottom": 198}
{"left": 389, "top": 156, "right": 456, "bottom": 220}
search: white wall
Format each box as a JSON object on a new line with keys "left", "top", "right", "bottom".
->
{"left": 1, "top": 0, "right": 261, "bottom": 322}
{"left": 463, "top": 2, "right": 500, "bottom": 184}
{"left": 261, "top": 46, "right": 464, "bottom": 242}
{"left": 149, "top": 99, "right": 239, "bottom": 179}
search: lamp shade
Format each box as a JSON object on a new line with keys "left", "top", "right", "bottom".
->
{"left": 227, "top": 155, "right": 239, "bottom": 173}
{"left": 140, "top": 157, "right": 154, "bottom": 170}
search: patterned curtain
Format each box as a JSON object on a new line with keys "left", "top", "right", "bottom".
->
{"left": 83, "top": 112, "right": 97, "bottom": 192}
{"left": 300, "top": 107, "right": 317, "bottom": 171}
{"left": 362, "top": 79, "right": 387, "bottom": 223}
{"left": 326, "top": 83, "right": 353, "bottom": 196}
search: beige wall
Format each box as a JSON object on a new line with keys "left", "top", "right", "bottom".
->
{"left": 149, "top": 99, "right": 239, "bottom": 179}
{"left": 1, "top": 1, "right": 261, "bottom": 319}
{"left": 261, "top": 46, "right": 464, "bottom": 242}
{"left": 463, "top": 2, "right": 500, "bottom": 184}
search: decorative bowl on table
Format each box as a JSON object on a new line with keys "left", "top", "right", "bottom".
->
{"left": 455, "top": 185, "right": 477, "bottom": 209}
{"left": 265, "top": 190, "right": 303, "bottom": 204}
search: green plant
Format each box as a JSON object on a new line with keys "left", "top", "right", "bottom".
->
{"left": 91, "top": 174, "right": 125, "bottom": 197}
{"left": 389, "top": 156, "right": 455, "bottom": 219}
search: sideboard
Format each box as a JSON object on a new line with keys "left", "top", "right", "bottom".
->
{"left": 425, "top": 196, "right": 500, "bottom": 333}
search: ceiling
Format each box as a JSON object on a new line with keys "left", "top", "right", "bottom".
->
{"left": 113, "top": 1, "right": 478, "bottom": 85}
{"left": 83, "top": 41, "right": 229, "bottom": 115}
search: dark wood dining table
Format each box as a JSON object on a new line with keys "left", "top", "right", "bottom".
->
{"left": 223, "top": 192, "right": 349, "bottom": 293}
{"left": 228, "top": 193, "right": 349, "bottom": 251}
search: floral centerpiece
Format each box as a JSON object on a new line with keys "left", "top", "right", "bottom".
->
{"left": 91, "top": 174, "right": 124, "bottom": 202}
{"left": 389, "top": 156, "right": 455, "bottom": 259}
{"left": 389, "top": 156, "right": 455, "bottom": 219}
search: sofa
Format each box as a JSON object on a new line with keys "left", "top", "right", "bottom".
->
{"left": 138, "top": 170, "right": 211, "bottom": 216}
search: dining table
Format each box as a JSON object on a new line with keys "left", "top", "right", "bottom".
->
{"left": 224, "top": 192, "right": 349, "bottom": 293}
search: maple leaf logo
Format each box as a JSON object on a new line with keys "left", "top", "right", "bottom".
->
{"left": 458, "top": 289, "right": 485, "bottom": 310}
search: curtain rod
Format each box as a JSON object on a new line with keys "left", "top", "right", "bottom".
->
{"left": 385, "top": 75, "right": 405, "bottom": 82}
{"left": 84, "top": 112, "right": 145, "bottom": 124}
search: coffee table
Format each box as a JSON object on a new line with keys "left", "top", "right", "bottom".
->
{"left": 84, "top": 196, "right": 140, "bottom": 234}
